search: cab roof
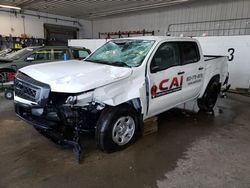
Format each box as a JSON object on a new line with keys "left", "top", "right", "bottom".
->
{"left": 110, "top": 36, "right": 197, "bottom": 43}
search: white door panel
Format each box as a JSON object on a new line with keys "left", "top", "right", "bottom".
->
{"left": 182, "top": 63, "right": 205, "bottom": 101}
{"left": 180, "top": 42, "right": 205, "bottom": 101}
{"left": 148, "top": 66, "right": 184, "bottom": 116}
{"left": 147, "top": 42, "right": 185, "bottom": 117}
{"left": 147, "top": 41, "right": 203, "bottom": 117}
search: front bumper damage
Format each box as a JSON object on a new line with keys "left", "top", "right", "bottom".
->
{"left": 14, "top": 72, "right": 101, "bottom": 163}
{"left": 15, "top": 102, "right": 87, "bottom": 162}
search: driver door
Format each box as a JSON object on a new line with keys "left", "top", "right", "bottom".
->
{"left": 147, "top": 42, "right": 185, "bottom": 117}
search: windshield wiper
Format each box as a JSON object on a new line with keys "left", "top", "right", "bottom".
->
{"left": 111, "top": 61, "right": 131, "bottom": 68}
{"left": 85, "top": 59, "right": 130, "bottom": 68}
{"left": 85, "top": 59, "right": 110, "bottom": 65}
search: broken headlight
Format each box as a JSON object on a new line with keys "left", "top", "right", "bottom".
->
{"left": 65, "top": 91, "right": 94, "bottom": 106}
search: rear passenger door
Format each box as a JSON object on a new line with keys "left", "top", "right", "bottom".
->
{"left": 179, "top": 42, "right": 205, "bottom": 101}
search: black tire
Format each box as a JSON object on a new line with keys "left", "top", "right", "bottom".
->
{"left": 198, "top": 80, "right": 220, "bottom": 112}
{"left": 4, "top": 89, "right": 14, "bottom": 100}
{"left": 95, "top": 104, "right": 139, "bottom": 153}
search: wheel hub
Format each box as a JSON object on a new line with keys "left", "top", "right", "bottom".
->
{"left": 6, "top": 93, "right": 12, "bottom": 98}
{"left": 112, "top": 116, "right": 135, "bottom": 146}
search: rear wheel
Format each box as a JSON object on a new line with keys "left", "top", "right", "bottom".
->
{"left": 95, "top": 104, "right": 139, "bottom": 152}
{"left": 198, "top": 80, "right": 220, "bottom": 112}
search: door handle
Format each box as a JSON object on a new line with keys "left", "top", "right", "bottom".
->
{"left": 178, "top": 71, "right": 185, "bottom": 75}
{"left": 198, "top": 67, "right": 204, "bottom": 70}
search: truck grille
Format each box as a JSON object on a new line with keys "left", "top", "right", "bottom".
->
{"left": 14, "top": 79, "right": 40, "bottom": 102}
{"left": 14, "top": 72, "right": 50, "bottom": 105}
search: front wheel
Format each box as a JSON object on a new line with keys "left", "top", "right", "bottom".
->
{"left": 198, "top": 80, "right": 220, "bottom": 112}
{"left": 95, "top": 104, "right": 139, "bottom": 153}
{"left": 4, "top": 89, "right": 14, "bottom": 100}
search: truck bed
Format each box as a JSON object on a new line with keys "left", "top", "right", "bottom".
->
{"left": 204, "top": 55, "right": 227, "bottom": 61}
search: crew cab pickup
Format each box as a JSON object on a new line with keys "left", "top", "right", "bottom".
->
{"left": 14, "top": 37, "right": 229, "bottom": 161}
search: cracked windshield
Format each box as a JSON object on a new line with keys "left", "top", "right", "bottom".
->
{"left": 85, "top": 40, "right": 155, "bottom": 67}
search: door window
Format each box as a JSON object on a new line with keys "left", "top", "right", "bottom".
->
{"left": 29, "top": 49, "right": 52, "bottom": 61}
{"left": 180, "top": 42, "right": 200, "bottom": 64}
{"left": 53, "top": 49, "right": 68, "bottom": 60}
{"left": 151, "top": 42, "right": 181, "bottom": 73}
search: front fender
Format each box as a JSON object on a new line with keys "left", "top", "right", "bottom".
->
{"left": 93, "top": 77, "right": 147, "bottom": 114}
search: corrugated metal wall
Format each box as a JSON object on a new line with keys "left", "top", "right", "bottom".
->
{"left": 93, "top": 0, "right": 250, "bottom": 38}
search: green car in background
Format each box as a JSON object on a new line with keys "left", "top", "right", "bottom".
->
{"left": 0, "top": 46, "right": 91, "bottom": 99}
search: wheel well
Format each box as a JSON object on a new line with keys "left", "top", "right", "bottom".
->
{"left": 98, "top": 99, "right": 143, "bottom": 120}
{"left": 200, "top": 74, "right": 221, "bottom": 98}
{"left": 207, "top": 74, "right": 221, "bottom": 93}
{"left": 125, "top": 99, "right": 144, "bottom": 134}
{"left": 210, "top": 74, "right": 220, "bottom": 83}
{"left": 125, "top": 98, "right": 142, "bottom": 114}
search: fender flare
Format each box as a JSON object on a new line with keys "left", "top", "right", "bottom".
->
{"left": 100, "top": 98, "right": 144, "bottom": 134}
{"left": 199, "top": 74, "right": 220, "bottom": 98}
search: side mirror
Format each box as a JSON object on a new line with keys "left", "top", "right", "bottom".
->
{"left": 151, "top": 57, "right": 162, "bottom": 73}
{"left": 151, "top": 65, "right": 160, "bottom": 73}
{"left": 26, "top": 57, "right": 35, "bottom": 62}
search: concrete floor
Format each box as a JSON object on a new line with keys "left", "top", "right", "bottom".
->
{"left": 0, "top": 93, "right": 250, "bottom": 188}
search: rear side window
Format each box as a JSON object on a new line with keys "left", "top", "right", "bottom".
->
{"left": 180, "top": 42, "right": 200, "bottom": 64}
{"left": 53, "top": 49, "right": 68, "bottom": 60}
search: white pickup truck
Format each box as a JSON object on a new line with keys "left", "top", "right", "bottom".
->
{"left": 14, "top": 36, "right": 229, "bottom": 161}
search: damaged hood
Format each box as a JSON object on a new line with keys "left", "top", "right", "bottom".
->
{"left": 19, "top": 60, "right": 132, "bottom": 93}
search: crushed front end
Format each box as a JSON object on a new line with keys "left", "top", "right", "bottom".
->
{"left": 14, "top": 72, "right": 104, "bottom": 162}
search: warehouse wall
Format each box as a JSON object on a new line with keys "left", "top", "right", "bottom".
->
{"left": 93, "top": 0, "right": 250, "bottom": 38}
{"left": 0, "top": 9, "right": 92, "bottom": 39}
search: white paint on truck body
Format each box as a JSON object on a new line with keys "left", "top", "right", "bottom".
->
{"left": 16, "top": 36, "right": 228, "bottom": 120}
{"left": 20, "top": 60, "right": 132, "bottom": 93}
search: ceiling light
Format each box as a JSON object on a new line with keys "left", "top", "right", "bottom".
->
{"left": 90, "top": 0, "right": 190, "bottom": 18}
{"left": 0, "top": 4, "right": 21, "bottom": 10}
